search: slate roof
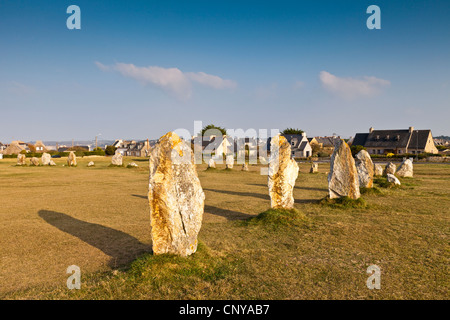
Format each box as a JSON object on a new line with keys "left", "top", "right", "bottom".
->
{"left": 352, "top": 129, "right": 431, "bottom": 149}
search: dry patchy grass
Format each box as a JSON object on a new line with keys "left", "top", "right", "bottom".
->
{"left": 0, "top": 157, "right": 448, "bottom": 299}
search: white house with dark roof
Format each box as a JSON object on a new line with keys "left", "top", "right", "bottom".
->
{"left": 352, "top": 127, "right": 438, "bottom": 155}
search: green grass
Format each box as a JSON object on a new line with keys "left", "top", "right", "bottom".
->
{"left": 243, "top": 208, "right": 308, "bottom": 228}
{"left": 319, "top": 196, "right": 367, "bottom": 209}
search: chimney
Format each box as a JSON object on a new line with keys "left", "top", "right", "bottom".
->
{"left": 369, "top": 127, "right": 374, "bottom": 133}
{"left": 409, "top": 126, "right": 414, "bottom": 133}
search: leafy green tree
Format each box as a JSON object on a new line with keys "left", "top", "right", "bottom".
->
{"left": 350, "top": 145, "right": 366, "bottom": 157}
{"left": 281, "top": 128, "right": 304, "bottom": 135}
{"left": 105, "top": 145, "right": 117, "bottom": 156}
{"left": 200, "top": 124, "right": 227, "bottom": 137}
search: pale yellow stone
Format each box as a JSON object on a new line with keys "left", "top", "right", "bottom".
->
{"left": 148, "top": 132, "right": 205, "bottom": 256}
{"left": 268, "top": 134, "right": 299, "bottom": 209}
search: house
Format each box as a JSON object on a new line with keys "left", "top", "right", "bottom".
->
{"left": 112, "top": 139, "right": 136, "bottom": 156}
{"left": 0, "top": 142, "right": 6, "bottom": 153}
{"left": 112, "top": 139, "right": 153, "bottom": 157}
{"left": 265, "top": 133, "right": 312, "bottom": 158}
{"left": 352, "top": 127, "right": 438, "bottom": 155}
{"left": 2, "top": 141, "right": 28, "bottom": 155}
{"left": 314, "top": 136, "right": 340, "bottom": 149}
{"left": 282, "top": 133, "right": 312, "bottom": 158}
{"left": 33, "top": 140, "right": 47, "bottom": 153}
{"left": 125, "top": 139, "right": 153, "bottom": 157}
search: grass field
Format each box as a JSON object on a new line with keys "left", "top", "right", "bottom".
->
{"left": 0, "top": 156, "right": 448, "bottom": 299}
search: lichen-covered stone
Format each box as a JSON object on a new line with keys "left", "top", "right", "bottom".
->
{"left": 310, "top": 162, "right": 318, "bottom": 173}
{"left": 111, "top": 153, "right": 123, "bottom": 166}
{"left": 387, "top": 173, "right": 401, "bottom": 185}
{"left": 148, "top": 132, "right": 205, "bottom": 257}
{"left": 374, "top": 163, "right": 383, "bottom": 176}
{"left": 355, "top": 150, "right": 374, "bottom": 188}
{"left": 41, "top": 152, "right": 51, "bottom": 166}
{"left": 396, "top": 159, "right": 413, "bottom": 177}
{"left": 67, "top": 152, "right": 77, "bottom": 167}
{"left": 268, "top": 134, "right": 299, "bottom": 209}
{"left": 242, "top": 163, "right": 249, "bottom": 171}
{"left": 17, "top": 154, "right": 26, "bottom": 166}
{"left": 328, "top": 139, "right": 360, "bottom": 199}
{"left": 87, "top": 161, "right": 95, "bottom": 167}
{"left": 384, "top": 162, "right": 396, "bottom": 176}
{"left": 49, "top": 160, "right": 56, "bottom": 166}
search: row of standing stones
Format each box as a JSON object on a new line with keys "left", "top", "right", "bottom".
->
{"left": 14, "top": 133, "right": 413, "bottom": 257}
{"left": 16, "top": 151, "right": 139, "bottom": 168}
{"left": 147, "top": 132, "right": 415, "bottom": 257}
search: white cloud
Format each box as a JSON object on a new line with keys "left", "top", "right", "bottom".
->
{"left": 186, "top": 72, "right": 237, "bottom": 90}
{"left": 95, "top": 62, "right": 236, "bottom": 100}
{"left": 319, "top": 71, "right": 390, "bottom": 100}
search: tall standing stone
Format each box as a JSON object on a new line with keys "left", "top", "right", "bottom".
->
{"left": 328, "top": 139, "right": 360, "bottom": 199}
{"left": 396, "top": 159, "right": 413, "bottom": 177}
{"left": 207, "top": 158, "right": 216, "bottom": 169}
{"left": 384, "top": 162, "right": 396, "bottom": 176}
{"left": 310, "top": 162, "right": 319, "bottom": 173}
{"left": 67, "top": 151, "right": 77, "bottom": 167}
{"left": 268, "top": 134, "right": 299, "bottom": 209}
{"left": 111, "top": 152, "right": 123, "bottom": 166}
{"left": 41, "top": 152, "right": 51, "bottom": 166}
{"left": 148, "top": 132, "right": 205, "bottom": 257}
{"left": 17, "top": 154, "right": 26, "bottom": 166}
{"left": 355, "top": 150, "right": 374, "bottom": 188}
{"left": 225, "top": 154, "right": 234, "bottom": 169}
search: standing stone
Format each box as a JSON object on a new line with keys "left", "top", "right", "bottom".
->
{"left": 30, "top": 157, "right": 39, "bottom": 166}
{"left": 87, "top": 161, "right": 95, "bottom": 167}
{"left": 17, "top": 154, "right": 26, "bottom": 166}
{"left": 67, "top": 151, "right": 77, "bottom": 167}
{"left": 387, "top": 173, "right": 401, "bottom": 185}
{"left": 148, "top": 132, "right": 205, "bottom": 257}
{"left": 259, "top": 156, "right": 268, "bottom": 165}
{"left": 328, "top": 139, "right": 360, "bottom": 199}
{"left": 396, "top": 159, "right": 413, "bottom": 177}
{"left": 310, "top": 162, "right": 319, "bottom": 173}
{"left": 41, "top": 152, "right": 51, "bottom": 166}
{"left": 384, "top": 162, "right": 396, "bottom": 176}
{"left": 207, "top": 158, "right": 216, "bottom": 169}
{"left": 268, "top": 134, "right": 299, "bottom": 209}
{"left": 355, "top": 150, "right": 374, "bottom": 188}
{"left": 242, "top": 163, "right": 249, "bottom": 171}
{"left": 225, "top": 154, "right": 234, "bottom": 169}
{"left": 374, "top": 163, "right": 383, "bottom": 176}
{"left": 111, "top": 152, "right": 123, "bottom": 166}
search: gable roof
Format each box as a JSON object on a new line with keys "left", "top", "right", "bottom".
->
{"left": 353, "top": 129, "right": 432, "bottom": 149}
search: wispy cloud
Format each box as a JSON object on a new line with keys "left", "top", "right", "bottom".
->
{"left": 319, "top": 71, "right": 390, "bottom": 100}
{"left": 95, "top": 62, "right": 236, "bottom": 100}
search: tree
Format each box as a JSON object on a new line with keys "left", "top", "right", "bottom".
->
{"left": 350, "top": 145, "right": 366, "bottom": 157}
{"left": 105, "top": 145, "right": 117, "bottom": 156}
{"left": 200, "top": 124, "right": 227, "bottom": 137}
{"left": 281, "top": 128, "right": 304, "bottom": 135}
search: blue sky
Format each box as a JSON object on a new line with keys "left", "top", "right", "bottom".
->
{"left": 0, "top": 0, "right": 449, "bottom": 142}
